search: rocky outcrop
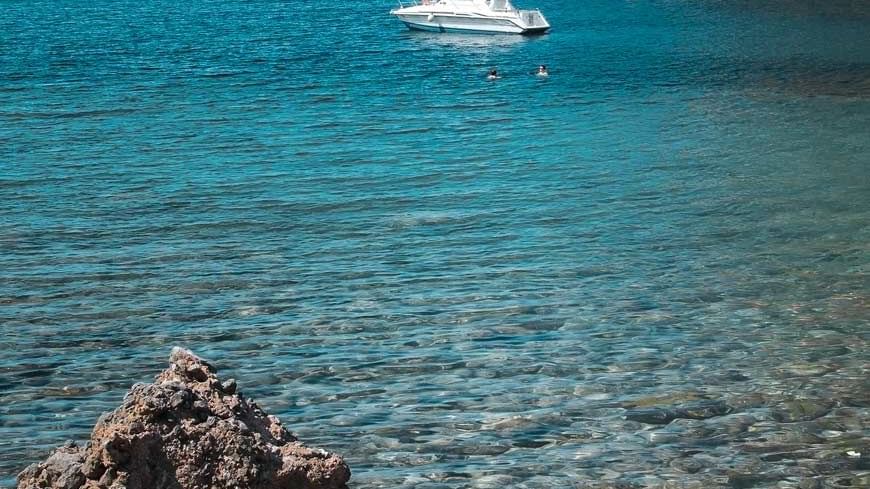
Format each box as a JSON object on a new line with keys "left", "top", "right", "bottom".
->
{"left": 17, "top": 348, "right": 350, "bottom": 489}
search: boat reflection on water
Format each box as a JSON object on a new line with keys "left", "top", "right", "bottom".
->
{"left": 403, "top": 30, "right": 531, "bottom": 51}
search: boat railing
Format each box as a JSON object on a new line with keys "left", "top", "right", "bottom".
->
{"left": 396, "top": 0, "right": 443, "bottom": 7}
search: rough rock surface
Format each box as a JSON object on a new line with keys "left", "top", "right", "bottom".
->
{"left": 17, "top": 348, "right": 350, "bottom": 489}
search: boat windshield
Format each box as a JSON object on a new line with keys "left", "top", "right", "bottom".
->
{"left": 488, "top": 0, "right": 515, "bottom": 11}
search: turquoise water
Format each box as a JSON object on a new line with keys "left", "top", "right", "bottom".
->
{"left": 1, "top": 0, "right": 869, "bottom": 487}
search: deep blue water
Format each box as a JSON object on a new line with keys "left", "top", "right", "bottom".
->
{"left": 1, "top": 0, "right": 869, "bottom": 487}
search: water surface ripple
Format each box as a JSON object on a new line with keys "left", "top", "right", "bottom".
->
{"left": 1, "top": 0, "right": 869, "bottom": 487}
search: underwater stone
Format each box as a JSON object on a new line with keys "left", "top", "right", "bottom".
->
{"left": 772, "top": 399, "right": 834, "bottom": 423}
{"left": 674, "top": 400, "right": 730, "bottom": 420}
{"left": 669, "top": 457, "right": 705, "bottom": 474}
{"left": 624, "top": 408, "right": 677, "bottom": 425}
{"left": 625, "top": 400, "right": 730, "bottom": 425}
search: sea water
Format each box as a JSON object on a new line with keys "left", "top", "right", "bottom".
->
{"left": 1, "top": 0, "right": 868, "bottom": 487}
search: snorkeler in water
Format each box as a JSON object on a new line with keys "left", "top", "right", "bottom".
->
{"left": 536, "top": 65, "right": 549, "bottom": 76}
{"left": 487, "top": 68, "right": 500, "bottom": 80}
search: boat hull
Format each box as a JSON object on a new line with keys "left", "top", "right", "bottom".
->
{"left": 393, "top": 12, "right": 548, "bottom": 35}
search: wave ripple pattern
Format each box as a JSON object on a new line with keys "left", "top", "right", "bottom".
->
{"left": 1, "top": 0, "right": 869, "bottom": 487}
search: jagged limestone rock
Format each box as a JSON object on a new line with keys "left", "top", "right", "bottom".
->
{"left": 17, "top": 348, "right": 350, "bottom": 489}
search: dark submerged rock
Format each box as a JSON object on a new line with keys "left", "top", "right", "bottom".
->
{"left": 625, "top": 400, "right": 731, "bottom": 425}
{"left": 675, "top": 400, "right": 730, "bottom": 420}
{"left": 669, "top": 456, "right": 705, "bottom": 474}
{"left": 17, "top": 347, "right": 350, "bottom": 489}
{"left": 771, "top": 399, "right": 835, "bottom": 423}
{"left": 625, "top": 408, "right": 677, "bottom": 425}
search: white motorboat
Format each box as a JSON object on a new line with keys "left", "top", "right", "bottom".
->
{"left": 391, "top": 0, "right": 550, "bottom": 35}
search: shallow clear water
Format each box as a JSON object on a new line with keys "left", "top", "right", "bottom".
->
{"left": 1, "top": 0, "right": 869, "bottom": 487}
